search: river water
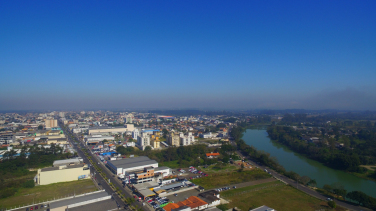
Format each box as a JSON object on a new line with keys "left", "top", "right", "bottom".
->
{"left": 242, "top": 129, "right": 376, "bottom": 198}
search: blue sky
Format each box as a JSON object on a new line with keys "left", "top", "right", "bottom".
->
{"left": 1, "top": 0, "right": 376, "bottom": 110}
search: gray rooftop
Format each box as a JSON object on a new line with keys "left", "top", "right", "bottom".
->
{"left": 68, "top": 199, "right": 120, "bottom": 211}
{"left": 249, "top": 205, "right": 276, "bottom": 211}
{"left": 53, "top": 158, "right": 80, "bottom": 166}
{"left": 41, "top": 164, "right": 84, "bottom": 172}
{"left": 108, "top": 156, "right": 157, "bottom": 169}
{"left": 157, "top": 182, "right": 184, "bottom": 191}
{"left": 50, "top": 191, "right": 109, "bottom": 209}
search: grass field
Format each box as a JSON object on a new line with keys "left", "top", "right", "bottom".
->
{"left": 221, "top": 181, "right": 345, "bottom": 211}
{"left": 198, "top": 164, "right": 238, "bottom": 173}
{"left": 192, "top": 169, "right": 271, "bottom": 189}
{"left": 0, "top": 179, "right": 97, "bottom": 209}
{"left": 160, "top": 160, "right": 181, "bottom": 169}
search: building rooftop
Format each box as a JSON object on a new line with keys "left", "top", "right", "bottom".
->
{"left": 249, "top": 205, "right": 276, "bottom": 211}
{"left": 68, "top": 198, "right": 120, "bottom": 211}
{"left": 108, "top": 156, "right": 158, "bottom": 169}
{"left": 50, "top": 191, "right": 109, "bottom": 209}
{"left": 41, "top": 164, "right": 85, "bottom": 172}
{"left": 53, "top": 158, "right": 80, "bottom": 166}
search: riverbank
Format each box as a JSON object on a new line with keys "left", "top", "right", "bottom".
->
{"left": 266, "top": 126, "right": 376, "bottom": 183}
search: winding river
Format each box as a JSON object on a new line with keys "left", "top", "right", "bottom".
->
{"left": 243, "top": 129, "right": 376, "bottom": 198}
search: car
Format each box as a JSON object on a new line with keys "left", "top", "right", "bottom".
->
{"left": 327, "top": 198, "right": 333, "bottom": 201}
{"left": 233, "top": 186, "right": 236, "bottom": 189}
{"left": 174, "top": 194, "right": 178, "bottom": 196}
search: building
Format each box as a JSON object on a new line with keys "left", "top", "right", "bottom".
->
{"left": 37, "top": 163, "right": 90, "bottom": 185}
{"left": 126, "top": 113, "right": 134, "bottom": 123}
{"left": 177, "top": 196, "right": 208, "bottom": 210}
{"left": 151, "top": 135, "right": 161, "bottom": 149}
{"left": 179, "top": 132, "right": 194, "bottom": 146}
{"left": 206, "top": 153, "right": 220, "bottom": 158}
{"left": 53, "top": 158, "right": 82, "bottom": 167}
{"left": 132, "top": 128, "right": 139, "bottom": 140}
{"left": 88, "top": 124, "right": 134, "bottom": 135}
{"left": 198, "top": 190, "right": 221, "bottom": 207}
{"left": 106, "top": 156, "right": 158, "bottom": 177}
{"left": 45, "top": 119, "right": 58, "bottom": 129}
{"left": 137, "top": 132, "right": 151, "bottom": 150}
{"left": 167, "top": 133, "right": 180, "bottom": 147}
{"left": 84, "top": 135, "right": 115, "bottom": 145}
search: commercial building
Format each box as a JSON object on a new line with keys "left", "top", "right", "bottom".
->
{"left": 84, "top": 135, "right": 115, "bottom": 145}
{"left": 53, "top": 158, "right": 82, "bottom": 167}
{"left": 88, "top": 124, "right": 134, "bottom": 135}
{"left": 106, "top": 156, "right": 158, "bottom": 177}
{"left": 37, "top": 163, "right": 90, "bottom": 185}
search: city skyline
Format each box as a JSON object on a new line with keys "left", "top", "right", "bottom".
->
{"left": 1, "top": 0, "right": 376, "bottom": 110}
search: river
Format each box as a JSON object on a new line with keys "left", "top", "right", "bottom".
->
{"left": 242, "top": 129, "right": 376, "bottom": 198}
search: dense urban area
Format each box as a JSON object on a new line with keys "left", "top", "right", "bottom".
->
{"left": 1, "top": 110, "right": 376, "bottom": 211}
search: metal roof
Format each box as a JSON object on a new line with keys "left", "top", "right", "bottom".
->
{"left": 50, "top": 191, "right": 109, "bottom": 209}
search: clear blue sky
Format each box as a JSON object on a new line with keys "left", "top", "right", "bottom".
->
{"left": 1, "top": 0, "right": 375, "bottom": 110}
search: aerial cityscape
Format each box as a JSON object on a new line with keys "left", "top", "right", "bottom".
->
{"left": 1, "top": 1, "right": 376, "bottom": 211}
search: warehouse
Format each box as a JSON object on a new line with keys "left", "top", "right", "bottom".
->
{"left": 37, "top": 164, "right": 90, "bottom": 185}
{"left": 106, "top": 156, "right": 158, "bottom": 176}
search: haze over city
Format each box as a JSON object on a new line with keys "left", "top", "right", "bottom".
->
{"left": 1, "top": 1, "right": 376, "bottom": 110}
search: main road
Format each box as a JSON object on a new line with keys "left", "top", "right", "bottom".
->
{"left": 60, "top": 121, "right": 152, "bottom": 211}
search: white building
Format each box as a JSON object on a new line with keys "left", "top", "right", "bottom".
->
{"left": 179, "top": 132, "right": 195, "bottom": 146}
{"left": 137, "top": 132, "right": 150, "bottom": 150}
{"left": 132, "top": 128, "right": 139, "bottom": 140}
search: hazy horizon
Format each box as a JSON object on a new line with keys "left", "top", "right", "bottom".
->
{"left": 1, "top": 1, "right": 376, "bottom": 111}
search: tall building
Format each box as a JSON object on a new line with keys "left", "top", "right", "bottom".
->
{"left": 126, "top": 113, "right": 134, "bottom": 123}
{"left": 137, "top": 132, "right": 150, "bottom": 150}
{"left": 167, "top": 133, "right": 180, "bottom": 147}
{"left": 179, "top": 132, "right": 195, "bottom": 146}
{"left": 59, "top": 112, "right": 65, "bottom": 118}
{"left": 132, "top": 128, "right": 139, "bottom": 140}
{"left": 45, "top": 119, "right": 58, "bottom": 129}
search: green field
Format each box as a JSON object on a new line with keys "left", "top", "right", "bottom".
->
{"left": 221, "top": 181, "right": 344, "bottom": 211}
{"left": 192, "top": 169, "right": 271, "bottom": 189}
{"left": 0, "top": 179, "right": 97, "bottom": 209}
{"left": 198, "top": 163, "right": 237, "bottom": 173}
{"left": 160, "top": 160, "right": 181, "bottom": 169}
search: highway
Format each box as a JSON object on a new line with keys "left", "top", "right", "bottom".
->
{"left": 60, "top": 122, "right": 151, "bottom": 211}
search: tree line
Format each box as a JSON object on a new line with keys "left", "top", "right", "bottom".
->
{"left": 267, "top": 125, "right": 376, "bottom": 173}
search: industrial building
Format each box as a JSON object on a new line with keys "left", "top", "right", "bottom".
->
{"left": 37, "top": 163, "right": 90, "bottom": 185}
{"left": 106, "top": 156, "right": 158, "bottom": 177}
{"left": 88, "top": 124, "right": 134, "bottom": 135}
{"left": 84, "top": 135, "right": 115, "bottom": 145}
{"left": 53, "top": 158, "right": 82, "bottom": 167}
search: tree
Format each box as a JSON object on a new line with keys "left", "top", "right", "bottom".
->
{"left": 328, "top": 200, "right": 336, "bottom": 209}
{"left": 144, "top": 146, "right": 152, "bottom": 151}
{"left": 307, "top": 179, "right": 317, "bottom": 187}
{"left": 299, "top": 176, "right": 311, "bottom": 185}
{"left": 323, "top": 184, "right": 333, "bottom": 193}
{"left": 38, "top": 125, "right": 43, "bottom": 130}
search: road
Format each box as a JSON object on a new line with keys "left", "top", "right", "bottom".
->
{"left": 231, "top": 140, "right": 370, "bottom": 211}
{"left": 60, "top": 122, "right": 152, "bottom": 211}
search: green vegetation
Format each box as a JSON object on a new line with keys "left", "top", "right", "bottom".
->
{"left": 160, "top": 160, "right": 180, "bottom": 169}
{"left": 0, "top": 179, "right": 97, "bottom": 209}
{"left": 222, "top": 181, "right": 341, "bottom": 211}
{"left": 0, "top": 144, "right": 73, "bottom": 199}
{"left": 191, "top": 169, "right": 271, "bottom": 189}
{"left": 267, "top": 125, "right": 375, "bottom": 173}
{"left": 198, "top": 163, "right": 237, "bottom": 173}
